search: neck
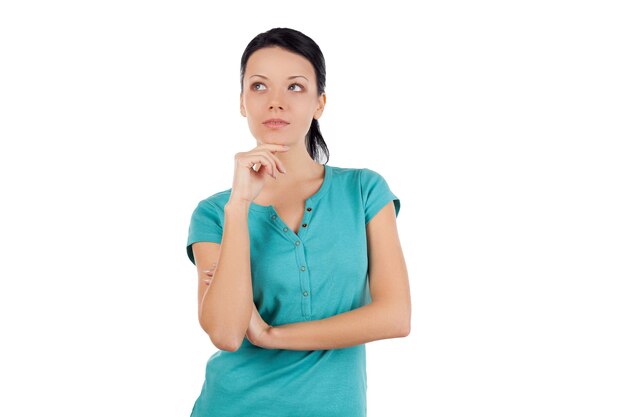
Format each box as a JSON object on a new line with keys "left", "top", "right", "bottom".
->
{"left": 261, "top": 140, "right": 323, "bottom": 187}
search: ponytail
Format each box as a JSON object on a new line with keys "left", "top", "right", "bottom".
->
{"left": 305, "top": 118, "right": 330, "bottom": 164}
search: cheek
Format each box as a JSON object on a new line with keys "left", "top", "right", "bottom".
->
{"left": 243, "top": 94, "right": 260, "bottom": 111}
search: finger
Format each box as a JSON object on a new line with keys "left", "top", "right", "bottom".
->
{"left": 258, "top": 150, "right": 287, "bottom": 176}
{"left": 258, "top": 145, "right": 288, "bottom": 173}
{"left": 254, "top": 144, "right": 289, "bottom": 173}
{"left": 245, "top": 153, "right": 277, "bottom": 178}
{"left": 259, "top": 144, "right": 290, "bottom": 153}
{"left": 262, "top": 149, "right": 287, "bottom": 174}
{"left": 245, "top": 154, "right": 274, "bottom": 177}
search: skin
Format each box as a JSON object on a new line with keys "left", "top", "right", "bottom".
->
{"left": 239, "top": 46, "right": 327, "bottom": 198}
{"left": 203, "top": 46, "right": 411, "bottom": 350}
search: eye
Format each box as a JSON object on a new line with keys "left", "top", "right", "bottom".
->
{"left": 289, "top": 83, "right": 304, "bottom": 92}
{"left": 252, "top": 82, "right": 266, "bottom": 91}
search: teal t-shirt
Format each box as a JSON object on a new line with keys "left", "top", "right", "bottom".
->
{"left": 186, "top": 164, "right": 400, "bottom": 417}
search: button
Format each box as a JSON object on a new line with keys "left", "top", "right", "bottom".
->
{"left": 306, "top": 207, "right": 312, "bottom": 212}
{"left": 283, "top": 227, "right": 288, "bottom": 232}
{"left": 302, "top": 223, "right": 308, "bottom": 228}
{"left": 303, "top": 291, "right": 309, "bottom": 297}
{"left": 295, "top": 241, "right": 300, "bottom": 246}
{"left": 271, "top": 214, "right": 277, "bottom": 220}
{"left": 300, "top": 266, "right": 306, "bottom": 271}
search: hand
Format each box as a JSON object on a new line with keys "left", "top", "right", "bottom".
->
{"left": 202, "top": 262, "right": 218, "bottom": 287}
{"left": 246, "top": 301, "right": 273, "bottom": 348}
{"left": 230, "top": 143, "right": 290, "bottom": 205}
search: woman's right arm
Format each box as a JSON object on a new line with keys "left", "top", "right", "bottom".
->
{"left": 192, "top": 144, "right": 289, "bottom": 352}
{"left": 194, "top": 199, "right": 253, "bottom": 352}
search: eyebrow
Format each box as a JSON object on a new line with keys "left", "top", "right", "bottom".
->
{"left": 249, "top": 74, "right": 309, "bottom": 82}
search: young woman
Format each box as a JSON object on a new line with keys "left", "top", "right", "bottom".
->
{"left": 186, "top": 27, "right": 411, "bottom": 417}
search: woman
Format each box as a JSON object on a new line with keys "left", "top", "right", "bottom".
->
{"left": 186, "top": 27, "right": 411, "bottom": 417}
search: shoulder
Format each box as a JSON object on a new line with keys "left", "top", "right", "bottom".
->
{"left": 327, "top": 164, "right": 388, "bottom": 181}
{"left": 351, "top": 166, "right": 401, "bottom": 222}
{"left": 188, "top": 189, "right": 232, "bottom": 226}
{"left": 358, "top": 166, "right": 389, "bottom": 184}
{"left": 325, "top": 164, "right": 395, "bottom": 199}
{"left": 326, "top": 164, "right": 383, "bottom": 185}
{"left": 194, "top": 188, "right": 232, "bottom": 211}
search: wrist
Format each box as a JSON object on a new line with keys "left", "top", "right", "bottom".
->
{"left": 225, "top": 199, "right": 250, "bottom": 212}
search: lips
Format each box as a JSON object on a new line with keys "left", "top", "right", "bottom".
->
{"left": 263, "top": 118, "right": 290, "bottom": 125}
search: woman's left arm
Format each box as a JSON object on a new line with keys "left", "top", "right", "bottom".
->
{"left": 256, "top": 201, "right": 411, "bottom": 351}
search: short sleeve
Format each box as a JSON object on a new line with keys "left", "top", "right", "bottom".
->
{"left": 186, "top": 200, "right": 223, "bottom": 265}
{"left": 360, "top": 168, "right": 401, "bottom": 225}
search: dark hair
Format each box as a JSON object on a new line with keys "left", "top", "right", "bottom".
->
{"left": 240, "top": 27, "right": 329, "bottom": 164}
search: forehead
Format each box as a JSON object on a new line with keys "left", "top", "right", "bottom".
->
{"left": 245, "top": 47, "right": 314, "bottom": 79}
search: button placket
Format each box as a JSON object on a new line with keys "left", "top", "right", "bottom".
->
{"left": 298, "top": 258, "right": 311, "bottom": 318}
{"left": 267, "top": 202, "right": 315, "bottom": 319}
{"left": 299, "top": 203, "right": 314, "bottom": 318}
{"left": 296, "top": 201, "right": 313, "bottom": 240}
{"left": 268, "top": 202, "right": 315, "bottom": 243}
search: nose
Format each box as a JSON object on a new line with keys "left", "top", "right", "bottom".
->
{"left": 268, "top": 92, "right": 285, "bottom": 110}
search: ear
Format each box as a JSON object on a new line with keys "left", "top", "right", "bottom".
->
{"left": 313, "top": 93, "right": 326, "bottom": 120}
{"left": 240, "top": 93, "right": 246, "bottom": 117}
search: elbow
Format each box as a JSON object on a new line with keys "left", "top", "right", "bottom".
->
{"left": 208, "top": 331, "right": 245, "bottom": 352}
{"left": 380, "top": 302, "right": 411, "bottom": 338}
{"left": 209, "top": 329, "right": 246, "bottom": 352}
{"left": 214, "top": 338, "right": 243, "bottom": 352}
{"left": 199, "top": 303, "right": 252, "bottom": 352}
{"left": 399, "top": 321, "right": 411, "bottom": 337}
{"left": 398, "top": 300, "right": 412, "bottom": 337}
{"left": 396, "top": 314, "right": 411, "bottom": 337}
{"left": 201, "top": 321, "right": 246, "bottom": 352}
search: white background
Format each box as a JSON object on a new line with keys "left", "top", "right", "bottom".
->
{"left": 1, "top": 1, "right": 624, "bottom": 416}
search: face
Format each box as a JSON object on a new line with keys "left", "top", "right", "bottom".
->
{"left": 240, "top": 46, "right": 326, "bottom": 147}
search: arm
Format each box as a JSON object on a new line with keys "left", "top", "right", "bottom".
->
{"left": 263, "top": 201, "right": 411, "bottom": 350}
{"left": 196, "top": 200, "right": 253, "bottom": 352}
